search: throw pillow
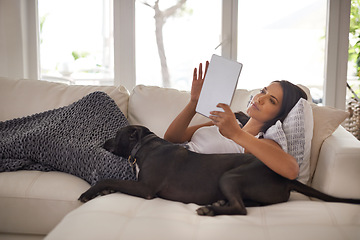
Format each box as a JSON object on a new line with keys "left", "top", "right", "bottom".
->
{"left": 283, "top": 98, "right": 313, "bottom": 184}
{"left": 264, "top": 98, "right": 313, "bottom": 184}
{"left": 309, "top": 103, "right": 349, "bottom": 182}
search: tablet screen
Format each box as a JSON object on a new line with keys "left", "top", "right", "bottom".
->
{"left": 196, "top": 54, "right": 243, "bottom": 118}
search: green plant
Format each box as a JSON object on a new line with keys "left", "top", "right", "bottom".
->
{"left": 71, "top": 51, "right": 90, "bottom": 61}
{"left": 349, "top": 0, "right": 360, "bottom": 78}
{"left": 39, "top": 13, "right": 49, "bottom": 44}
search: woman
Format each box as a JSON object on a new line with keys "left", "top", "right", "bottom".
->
{"left": 164, "top": 62, "right": 308, "bottom": 180}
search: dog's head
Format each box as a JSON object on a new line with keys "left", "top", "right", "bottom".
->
{"left": 103, "top": 125, "right": 152, "bottom": 157}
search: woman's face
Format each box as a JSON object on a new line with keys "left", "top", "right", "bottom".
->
{"left": 246, "top": 82, "right": 283, "bottom": 123}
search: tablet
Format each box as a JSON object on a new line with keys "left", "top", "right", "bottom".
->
{"left": 196, "top": 54, "right": 243, "bottom": 118}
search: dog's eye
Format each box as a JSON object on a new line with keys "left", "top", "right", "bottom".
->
{"left": 130, "top": 130, "right": 137, "bottom": 140}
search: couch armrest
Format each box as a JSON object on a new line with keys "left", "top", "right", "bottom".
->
{"left": 311, "top": 126, "right": 360, "bottom": 199}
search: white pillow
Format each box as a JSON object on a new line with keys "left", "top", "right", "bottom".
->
{"left": 264, "top": 98, "right": 313, "bottom": 184}
{"left": 263, "top": 120, "right": 288, "bottom": 153}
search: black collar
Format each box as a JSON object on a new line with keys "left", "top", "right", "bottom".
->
{"left": 128, "top": 133, "right": 157, "bottom": 167}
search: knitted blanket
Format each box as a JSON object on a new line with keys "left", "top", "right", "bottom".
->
{"left": 0, "top": 91, "right": 136, "bottom": 185}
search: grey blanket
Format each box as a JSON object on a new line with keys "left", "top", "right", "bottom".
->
{"left": 0, "top": 91, "right": 136, "bottom": 185}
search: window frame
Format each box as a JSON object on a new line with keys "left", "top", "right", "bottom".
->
{"left": 114, "top": 0, "right": 136, "bottom": 91}
{"left": 323, "top": 0, "right": 351, "bottom": 109}
{"left": 31, "top": 0, "right": 350, "bottom": 109}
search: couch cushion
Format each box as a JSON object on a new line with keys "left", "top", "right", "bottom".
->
{"left": 0, "top": 77, "right": 129, "bottom": 121}
{"left": 311, "top": 126, "right": 360, "bottom": 199}
{"left": 309, "top": 104, "right": 349, "bottom": 182}
{"left": 45, "top": 193, "right": 360, "bottom": 240}
{"left": 0, "top": 171, "right": 90, "bottom": 235}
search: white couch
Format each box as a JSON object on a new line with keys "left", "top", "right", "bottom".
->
{"left": 0, "top": 77, "right": 359, "bottom": 240}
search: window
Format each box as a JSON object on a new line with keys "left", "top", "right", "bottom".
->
{"left": 38, "top": 0, "right": 114, "bottom": 85}
{"left": 237, "top": 0, "right": 327, "bottom": 103}
{"left": 33, "top": 0, "right": 351, "bottom": 108}
{"left": 135, "top": 0, "right": 222, "bottom": 90}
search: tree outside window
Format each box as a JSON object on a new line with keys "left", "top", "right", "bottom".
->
{"left": 348, "top": 0, "right": 360, "bottom": 97}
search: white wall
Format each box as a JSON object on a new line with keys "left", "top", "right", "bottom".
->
{"left": 0, "top": 0, "right": 39, "bottom": 80}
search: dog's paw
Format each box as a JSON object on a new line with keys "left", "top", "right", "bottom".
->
{"left": 212, "top": 200, "right": 228, "bottom": 207}
{"left": 78, "top": 188, "right": 116, "bottom": 203}
{"left": 196, "top": 206, "right": 215, "bottom": 216}
{"left": 78, "top": 191, "right": 95, "bottom": 203}
{"left": 78, "top": 189, "right": 101, "bottom": 203}
{"left": 99, "top": 189, "right": 116, "bottom": 196}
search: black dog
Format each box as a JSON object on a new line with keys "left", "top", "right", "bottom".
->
{"left": 79, "top": 125, "right": 360, "bottom": 216}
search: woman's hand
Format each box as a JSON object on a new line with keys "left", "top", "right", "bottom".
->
{"left": 164, "top": 61, "right": 210, "bottom": 143}
{"left": 209, "top": 103, "right": 241, "bottom": 140}
{"left": 190, "top": 61, "right": 209, "bottom": 103}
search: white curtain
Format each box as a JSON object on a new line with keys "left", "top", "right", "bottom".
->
{"left": 0, "top": 0, "right": 39, "bottom": 80}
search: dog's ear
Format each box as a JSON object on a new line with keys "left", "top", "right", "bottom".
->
{"left": 129, "top": 126, "right": 149, "bottom": 140}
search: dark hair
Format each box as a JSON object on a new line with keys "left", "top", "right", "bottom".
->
{"left": 235, "top": 80, "right": 308, "bottom": 133}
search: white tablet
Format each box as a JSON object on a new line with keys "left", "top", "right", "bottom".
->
{"left": 196, "top": 54, "right": 243, "bottom": 118}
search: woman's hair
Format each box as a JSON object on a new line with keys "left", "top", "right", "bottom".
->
{"left": 260, "top": 80, "right": 308, "bottom": 132}
{"left": 235, "top": 80, "right": 308, "bottom": 133}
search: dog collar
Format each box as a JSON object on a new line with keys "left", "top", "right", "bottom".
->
{"left": 128, "top": 133, "right": 157, "bottom": 167}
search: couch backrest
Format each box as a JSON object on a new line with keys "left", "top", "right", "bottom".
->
{"left": 127, "top": 85, "right": 260, "bottom": 138}
{"left": 1, "top": 77, "right": 349, "bottom": 184}
{"left": 0, "top": 77, "right": 129, "bottom": 121}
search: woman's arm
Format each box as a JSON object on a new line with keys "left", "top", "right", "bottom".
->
{"left": 210, "top": 103, "right": 299, "bottom": 180}
{"left": 235, "top": 131, "right": 299, "bottom": 180}
{"left": 164, "top": 100, "right": 213, "bottom": 143}
{"left": 164, "top": 62, "right": 211, "bottom": 143}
